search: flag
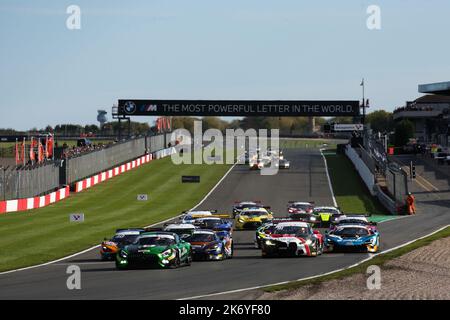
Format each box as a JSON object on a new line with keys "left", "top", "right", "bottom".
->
{"left": 22, "top": 138, "right": 26, "bottom": 165}
{"left": 30, "top": 137, "right": 35, "bottom": 162}
{"left": 360, "top": 78, "right": 364, "bottom": 86}
{"left": 15, "top": 138, "right": 20, "bottom": 165}
{"left": 47, "top": 136, "right": 54, "bottom": 159}
{"left": 38, "top": 140, "right": 44, "bottom": 163}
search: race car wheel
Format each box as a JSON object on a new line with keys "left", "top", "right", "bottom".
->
{"left": 170, "top": 253, "right": 181, "bottom": 269}
{"left": 186, "top": 252, "right": 192, "bottom": 266}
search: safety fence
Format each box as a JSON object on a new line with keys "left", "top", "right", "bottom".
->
{"left": 0, "top": 133, "right": 183, "bottom": 203}
{"left": 0, "top": 162, "right": 60, "bottom": 200}
{"left": 345, "top": 145, "right": 399, "bottom": 214}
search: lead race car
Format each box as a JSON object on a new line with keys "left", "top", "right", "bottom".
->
{"left": 325, "top": 224, "right": 380, "bottom": 253}
{"left": 115, "top": 231, "right": 192, "bottom": 269}
{"left": 261, "top": 221, "right": 324, "bottom": 257}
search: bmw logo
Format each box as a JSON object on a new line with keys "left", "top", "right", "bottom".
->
{"left": 124, "top": 101, "right": 137, "bottom": 114}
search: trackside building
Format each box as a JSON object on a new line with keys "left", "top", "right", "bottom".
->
{"left": 393, "top": 81, "right": 450, "bottom": 146}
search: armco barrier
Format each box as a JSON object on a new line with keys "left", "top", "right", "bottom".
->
{"left": 345, "top": 145, "right": 376, "bottom": 195}
{"left": 74, "top": 154, "right": 152, "bottom": 193}
{"left": 0, "top": 186, "right": 69, "bottom": 214}
{"left": 154, "top": 147, "right": 176, "bottom": 159}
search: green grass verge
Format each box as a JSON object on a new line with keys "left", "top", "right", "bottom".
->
{"left": 0, "top": 155, "right": 231, "bottom": 272}
{"left": 264, "top": 226, "right": 450, "bottom": 292}
{"left": 324, "top": 149, "right": 389, "bottom": 217}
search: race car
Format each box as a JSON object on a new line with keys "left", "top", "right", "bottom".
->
{"left": 312, "top": 206, "right": 343, "bottom": 227}
{"left": 192, "top": 216, "right": 233, "bottom": 233}
{"left": 163, "top": 223, "right": 197, "bottom": 239}
{"left": 100, "top": 228, "right": 144, "bottom": 261}
{"left": 179, "top": 210, "right": 216, "bottom": 224}
{"left": 325, "top": 225, "right": 380, "bottom": 253}
{"left": 287, "top": 201, "right": 314, "bottom": 215}
{"left": 275, "top": 158, "right": 290, "bottom": 169}
{"left": 261, "top": 221, "right": 323, "bottom": 257}
{"left": 254, "top": 222, "right": 278, "bottom": 248}
{"left": 115, "top": 231, "right": 192, "bottom": 269}
{"left": 232, "top": 201, "right": 267, "bottom": 218}
{"left": 235, "top": 207, "right": 274, "bottom": 230}
{"left": 184, "top": 229, "right": 232, "bottom": 260}
{"left": 249, "top": 156, "right": 271, "bottom": 170}
{"left": 285, "top": 212, "right": 319, "bottom": 225}
{"left": 329, "top": 215, "right": 378, "bottom": 232}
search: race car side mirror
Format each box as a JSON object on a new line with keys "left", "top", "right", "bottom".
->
{"left": 313, "top": 230, "right": 320, "bottom": 235}
{"left": 265, "top": 230, "right": 271, "bottom": 234}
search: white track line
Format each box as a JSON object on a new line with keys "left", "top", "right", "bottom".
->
{"left": 320, "top": 148, "right": 338, "bottom": 207}
{"left": 0, "top": 161, "right": 237, "bottom": 275}
{"left": 179, "top": 224, "right": 450, "bottom": 300}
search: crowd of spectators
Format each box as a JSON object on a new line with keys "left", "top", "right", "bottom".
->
{"left": 62, "top": 142, "right": 114, "bottom": 159}
{"left": 394, "top": 105, "right": 434, "bottom": 113}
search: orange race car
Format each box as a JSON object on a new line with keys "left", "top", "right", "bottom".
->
{"left": 100, "top": 228, "right": 144, "bottom": 261}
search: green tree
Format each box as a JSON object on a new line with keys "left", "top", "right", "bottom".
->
{"left": 394, "top": 119, "right": 415, "bottom": 147}
{"left": 366, "top": 110, "right": 394, "bottom": 133}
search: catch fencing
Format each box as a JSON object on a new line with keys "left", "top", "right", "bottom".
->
{"left": 0, "top": 163, "right": 60, "bottom": 200}
{"left": 66, "top": 137, "right": 147, "bottom": 184}
{"left": 0, "top": 133, "right": 180, "bottom": 200}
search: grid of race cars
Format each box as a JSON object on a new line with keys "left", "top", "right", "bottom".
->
{"left": 101, "top": 200, "right": 380, "bottom": 269}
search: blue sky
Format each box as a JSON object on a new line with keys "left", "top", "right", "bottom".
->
{"left": 1, "top": 0, "right": 449, "bottom": 130}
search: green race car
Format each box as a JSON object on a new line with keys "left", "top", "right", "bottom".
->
{"left": 116, "top": 231, "right": 192, "bottom": 269}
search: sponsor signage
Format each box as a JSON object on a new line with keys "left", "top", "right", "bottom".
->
{"left": 137, "top": 194, "right": 148, "bottom": 201}
{"left": 118, "top": 100, "right": 360, "bottom": 117}
{"left": 70, "top": 213, "right": 84, "bottom": 222}
{"left": 182, "top": 175, "right": 200, "bottom": 183}
{"left": 333, "top": 124, "right": 364, "bottom": 132}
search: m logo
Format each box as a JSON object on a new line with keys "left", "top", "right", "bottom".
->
{"left": 146, "top": 104, "right": 157, "bottom": 112}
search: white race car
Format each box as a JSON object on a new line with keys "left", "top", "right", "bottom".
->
{"left": 261, "top": 221, "right": 324, "bottom": 257}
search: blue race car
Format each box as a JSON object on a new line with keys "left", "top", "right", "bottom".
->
{"left": 184, "top": 229, "right": 232, "bottom": 260}
{"left": 193, "top": 217, "right": 233, "bottom": 233}
{"left": 325, "top": 225, "right": 380, "bottom": 253}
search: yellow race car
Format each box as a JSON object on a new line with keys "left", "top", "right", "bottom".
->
{"left": 234, "top": 207, "right": 273, "bottom": 230}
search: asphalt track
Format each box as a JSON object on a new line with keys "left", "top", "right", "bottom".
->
{"left": 0, "top": 149, "right": 449, "bottom": 299}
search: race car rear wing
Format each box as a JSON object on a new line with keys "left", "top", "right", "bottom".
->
{"left": 287, "top": 201, "right": 315, "bottom": 204}
{"left": 115, "top": 228, "right": 145, "bottom": 233}
{"left": 181, "top": 209, "right": 217, "bottom": 214}
{"left": 143, "top": 227, "right": 164, "bottom": 232}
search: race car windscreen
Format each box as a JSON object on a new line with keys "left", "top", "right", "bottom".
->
{"left": 291, "top": 204, "right": 313, "bottom": 210}
{"left": 199, "top": 220, "right": 222, "bottom": 228}
{"left": 275, "top": 226, "right": 310, "bottom": 237}
{"left": 241, "top": 211, "right": 265, "bottom": 216}
{"left": 165, "top": 228, "right": 194, "bottom": 236}
{"left": 137, "top": 236, "right": 176, "bottom": 246}
{"left": 314, "top": 208, "right": 337, "bottom": 214}
{"left": 112, "top": 234, "right": 140, "bottom": 245}
{"left": 185, "top": 233, "right": 216, "bottom": 242}
{"left": 333, "top": 227, "right": 370, "bottom": 237}
{"left": 337, "top": 219, "right": 369, "bottom": 225}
